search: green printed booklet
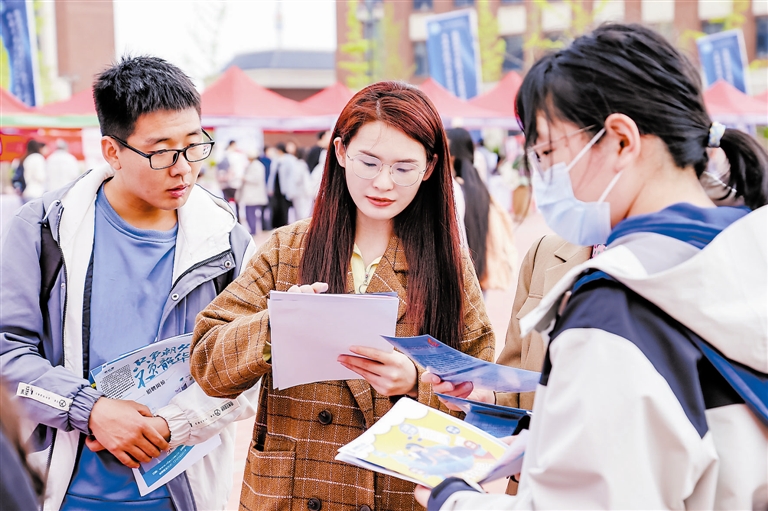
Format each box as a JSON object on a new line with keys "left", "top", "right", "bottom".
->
{"left": 336, "top": 398, "right": 528, "bottom": 488}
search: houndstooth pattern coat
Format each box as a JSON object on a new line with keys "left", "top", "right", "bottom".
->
{"left": 191, "top": 219, "right": 495, "bottom": 511}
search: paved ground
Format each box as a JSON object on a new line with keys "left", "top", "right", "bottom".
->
{"left": 225, "top": 212, "right": 552, "bottom": 508}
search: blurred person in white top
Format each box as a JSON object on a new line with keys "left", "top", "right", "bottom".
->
{"left": 46, "top": 139, "right": 81, "bottom": 192}
{"left": 21, "top": 140, "right": 47, "bottom": 202}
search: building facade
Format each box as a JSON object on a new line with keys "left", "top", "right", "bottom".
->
{"left": 336, "top": 0, "right": 768, "bottom": 92}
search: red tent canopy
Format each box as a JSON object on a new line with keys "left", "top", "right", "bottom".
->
{"left": 469, "top": 72, "right": 522, "bottom": 118}
{"left": 301, "top": 82, "right": 355, "bottom": 115}
{"left": 37, "top": 88, "right": 97, "bottom": 116}
{"left": 703, "top": 80, "right": 768, "bottom": 123}
{"left": 418, "top": 78, "right": 501, "bottom": 119}
{"left": 1, "top": 87, "right": 33, "bottom": 114}
{"left": 202, "top": 66, "right": 307, "bottom": 119}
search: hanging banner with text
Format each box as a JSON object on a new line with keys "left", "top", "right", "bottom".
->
{"left": 425, "top": 9, "right": 481, "bottom": 100}
{"left": 0, "top": 0, "right": 40, "bottom": 106}
{"left": 697, "top": 29, "right": 749, "bottom": 93}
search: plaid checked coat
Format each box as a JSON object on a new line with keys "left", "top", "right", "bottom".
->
{"left": 191, "top": 219, "right": 495, "bottom": 511}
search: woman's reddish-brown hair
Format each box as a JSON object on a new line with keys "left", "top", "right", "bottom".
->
{"left": 300, "top": 81, "right": 466, "bottom": 349}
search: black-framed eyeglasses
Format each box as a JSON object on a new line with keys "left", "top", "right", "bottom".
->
{"left": 344, "top": 146, "right": 426, "bottom": 187}
{"left": 109, "top": 129, "right": 215, "bottom": 170}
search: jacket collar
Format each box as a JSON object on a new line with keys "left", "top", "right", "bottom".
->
{"left": 544, "top": 240, "right": 592, "bottom": 296}
{"left": 55, "top": 164, "right": 237, "bottom": 282}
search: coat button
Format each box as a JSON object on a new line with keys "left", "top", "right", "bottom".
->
{"left": 171, "top": 293, "right": 180, "bottom": 300}
{"left": 317, "top": 410, "right": 333, "bottom": 425}
{"left": 307, "top": 497, "right": 322, "bottom": 510}
{"left": 224, "top": 260, "right": 233, "bottom": 268}
{"left": 359, "top": 506, "right": 372, "bottom": 511}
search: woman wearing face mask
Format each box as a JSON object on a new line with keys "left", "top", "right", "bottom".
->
{"left": 190, "top": 81, "right": 495, "bottom": 511}
{"left": 420, "top": 23, "right": 767, "bottom": 510}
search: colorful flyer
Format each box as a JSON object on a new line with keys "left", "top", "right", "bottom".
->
{"left": 336, "top": 398, "right": 527, "bottom": 488}
{"left": 436, "top": 394, "right": 531, "bottom": 438}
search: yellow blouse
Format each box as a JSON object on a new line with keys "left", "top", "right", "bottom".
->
{"left": 351, "top": 243, "right": 382, "bottom": 294}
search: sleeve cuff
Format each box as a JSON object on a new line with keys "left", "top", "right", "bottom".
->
{"left": 428, "top": 478, "right": 480, "bottom": 511}
{"left": 70, "top": 385, "right": 104, "bottom": 434}
{"left": 156, "top": 403, "right": 191, "bottom": 448}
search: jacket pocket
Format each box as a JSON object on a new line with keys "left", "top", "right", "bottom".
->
{"left": 243, "top": 439, "right": 296, "bottom": 510}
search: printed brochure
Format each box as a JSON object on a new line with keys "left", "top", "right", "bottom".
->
{"left": 336, "top": 398, "right": 528, "bottom": 488}
{"left": 90, "top": 333, "right": 221, "bottom": 496}
{"left": 384, "top": 335, "right": 541, "bottom": 393}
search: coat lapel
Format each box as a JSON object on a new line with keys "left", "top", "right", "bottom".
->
{"left": 345, "top": 235, "right": 409, "bottom": 428}
{"left": 543, "top": 242, "right": 592, "bottom": 295}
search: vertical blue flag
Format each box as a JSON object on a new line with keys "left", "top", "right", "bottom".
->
{"left": 0, "top": 0, "right": 39, "bottom": 106}
{"left": 425, "top": 9, "right": 481, "bottom": 100}
{"left": 697, "top": 29, "right": 749, "bottom": 93}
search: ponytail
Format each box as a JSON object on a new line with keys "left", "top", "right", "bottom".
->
{"left": 718, "top": 128, "right": 768, "bottom": 210}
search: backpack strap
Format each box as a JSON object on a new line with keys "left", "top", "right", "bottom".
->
{"left": 213, "top": 268, "right": 235, "bottom": 295}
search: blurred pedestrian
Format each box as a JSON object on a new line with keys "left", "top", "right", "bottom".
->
{"left": 220, "top": 140, "right": 247, "bottom": 219}
{"left": 291, "top": 147, "right": 314, "bottom": 220}
{"left": 236, "top": 152, "right": 269, "bottom": 234}
{"left": 190, "top": 81, "right": 494, "bottom": 511}
{"left": 420, "top": 23, "right": 768, "bottom": 511}
{"left": 0, "top": 55, "right": 259, "bottom": 511}
{"left": 304, "top": 130, "right": 330, "bottom": 172}
{"left": 267, "top": 142, "right": 295, "bottom": 228}
{"left": 448, "top": 128, "right": 516, "bottom": 293}
{"left": 20, "top": 139, "right": 46, "bottom": 202}
{"left": 46, "top": 139, "right": 81, "bottom": 192}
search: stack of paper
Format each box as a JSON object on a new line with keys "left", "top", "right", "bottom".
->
{"left": 90, "top": 334, "right": 221, "bottom": 496}
{"left": 336, "top": 398, "right": 528, "bottom": 488}
{"left": 385, "top": 335, "right": 541, "bottom": 393}
{"left": 268, "top": 291, "right": 400, "bottom": 389}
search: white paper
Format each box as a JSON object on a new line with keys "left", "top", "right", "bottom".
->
{"left": 90, "top": 334, "right": 221, "bottom": 496}
{"left": 268, "top": 291, "right": 399, "bottom": 389}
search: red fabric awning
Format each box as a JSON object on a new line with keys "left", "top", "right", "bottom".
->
{"left": 1, "top": 87, "right": 33, "bottom": 114}
{"left": 37, "top": 88, "right": 97, "bottom": 116}
{"left": 301, "top": 82, "right": 355, "bottom": 116}
{"left": 469, "top": 72, "right": 522, "bottom": 118}
{"left": 418, "top": 79, "right": 502, "bottom": 119}
{"left": 202, "top": 66, "right": 308, "bottom": 118}
{"left": 703, "top": 80, "right": 768, "bottom": 123}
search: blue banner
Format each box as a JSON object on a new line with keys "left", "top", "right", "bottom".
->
{"left": 0, "top": 0, "right": 38, "bottom": 106}
{"left": 697, "top": 29, "right": 748, "bottom": 93}
{"left": 425, "top": 10, "right": 481, "bottom": 100}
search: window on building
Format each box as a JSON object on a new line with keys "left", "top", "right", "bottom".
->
{"left": 414, "top": 41, "right": 429, "bottom": 77}
{"left": 758, "top": 16, "right": 768, "bottom": 59}
{"left": 701, "top": 20, "right": 725, "bottom": 35}
{"left": 413, "top": 0, "right": 433, "bottom": 9}
{"left": 454, "top": 0, "right": 474, "bottom": 6}
{"left": 502, "top": 35, "right": 524, "bottom": 71}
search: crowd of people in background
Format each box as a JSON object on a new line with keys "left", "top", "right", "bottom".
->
{"left": 10, "top": 139, "right": 82, "bottom": 203}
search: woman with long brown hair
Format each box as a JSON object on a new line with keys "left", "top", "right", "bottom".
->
{"left": 190, "top": 81, "right": 495, "bottom": 510}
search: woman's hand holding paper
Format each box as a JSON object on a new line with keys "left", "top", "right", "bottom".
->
{"left": 339, "top": 346, "right": 418, "bottom": 397}
{"left": 421, "top": 372, "right": 495, "bottom": 410}
{"left": 286, "top": 282, "right": 329, "bottom": 294}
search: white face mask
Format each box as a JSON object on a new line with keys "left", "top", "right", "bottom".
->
{"left": 529, "top": 128, "right": 625, "bottom": 246}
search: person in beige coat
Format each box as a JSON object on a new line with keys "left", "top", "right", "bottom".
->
{"left": 191, "top": 82, "right": 495, "bottom": 511}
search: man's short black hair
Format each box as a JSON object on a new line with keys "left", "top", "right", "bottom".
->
{"left": 94, "top": 55, "right": 201, "bottom": 140}
{"left": 275, "top": 142, "right": 287, "bottom": 153}
{"left": 316, "top": 130, "right": 327, "bottom": 140}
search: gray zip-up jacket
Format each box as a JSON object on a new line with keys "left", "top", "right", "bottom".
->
{"left": 0, "top": 165, "right": 259, "bottom": 510}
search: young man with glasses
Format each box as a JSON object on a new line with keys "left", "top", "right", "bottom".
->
{"left": 0, "top": 56, "right": 258, "bottom": 511}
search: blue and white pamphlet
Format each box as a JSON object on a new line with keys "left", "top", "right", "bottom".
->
{"left": 384, "top": 335, "right": 541, "bottom": 393}
{"left": 90, "top": 333, "right": 221, "bottom": 496}
{"left": 437, "top": 394, "right": 531, "bottom": 438}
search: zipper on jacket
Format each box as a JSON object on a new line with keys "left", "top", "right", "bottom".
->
{"left": 171, "top": 249, "right": 232, "bottom": 290}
